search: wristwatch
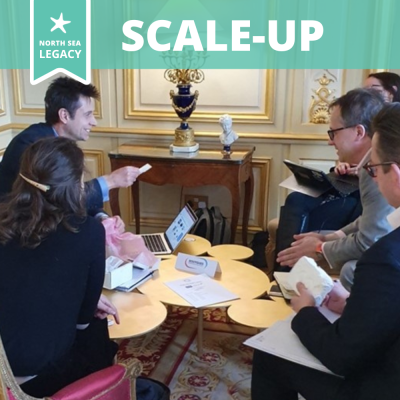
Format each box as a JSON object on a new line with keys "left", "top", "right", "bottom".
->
{"left": 315, "top": 242, "right": 324, "bottom": 261}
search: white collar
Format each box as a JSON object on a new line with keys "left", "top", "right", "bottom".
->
{"left": 387, "top": 207, "right": 400, "bottom": 230}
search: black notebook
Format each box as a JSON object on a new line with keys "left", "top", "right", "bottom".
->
{"left": 283, "top": 160, "right": 359, "bottom": 197}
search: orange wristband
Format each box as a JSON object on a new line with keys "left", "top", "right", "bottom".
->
{"left": 315, "top": 242, "right": 323, "bottom": 253}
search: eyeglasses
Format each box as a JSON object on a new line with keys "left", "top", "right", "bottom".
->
{"left": 363, "top": 161, "right": 400, "bottom": 178}
{"left": 327, "top": 125, "right": 357, "bottom": 141}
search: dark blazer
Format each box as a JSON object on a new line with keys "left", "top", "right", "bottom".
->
{"left": 0, "top": 123, "right": 104, "bottom": 216}
{"left": 292, "top": 226, "right": 400, "bottom": 399}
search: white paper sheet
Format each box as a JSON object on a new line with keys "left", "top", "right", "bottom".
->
{"left": 279, "top": 175, "right": 327, "bottom": 198}
{"left": 244, "top": 310, "right": 341, "bottom": 376}
{"left": 164, "top": 274, "right": 239, "bottom": 308}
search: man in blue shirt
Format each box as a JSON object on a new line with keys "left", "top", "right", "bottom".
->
{"left": 0, "top": 76, "right": 140, "bottom": 217}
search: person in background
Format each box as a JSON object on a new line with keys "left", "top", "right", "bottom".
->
{"left": 0, "top": 76, "right": 140, "bottom": 218}
{"left": 364, "top": 71, "right": 400, "bottom": 102}
{"left": 252, "top": 102, "right": 400, "bottom": 400}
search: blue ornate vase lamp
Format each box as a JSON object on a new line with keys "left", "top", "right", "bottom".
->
{"left": 164, "top": 69, "right": 204, "bottom": 153}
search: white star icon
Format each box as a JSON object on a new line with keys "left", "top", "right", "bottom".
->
{"left": 50, "top": 13, "right": 71, "bottom": 34}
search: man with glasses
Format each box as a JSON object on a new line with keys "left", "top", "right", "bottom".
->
{"left": 252, "top": 102, "right": 400, "bottom": 400}
{"left": 276, "top": 88, "right": 393, "bottom": 290}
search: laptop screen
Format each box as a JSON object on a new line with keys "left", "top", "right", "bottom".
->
{"left": 165, "top": 205, "right": 197, "bottom": 250}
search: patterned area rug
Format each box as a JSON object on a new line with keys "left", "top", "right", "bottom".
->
{"left": 117, "top": 306, "right": 258, "bottom": 400}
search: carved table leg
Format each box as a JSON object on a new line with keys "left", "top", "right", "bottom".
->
{"left": 132, "top": 182, "right": 141, "bottom": 234}
{"left": 109, "top": 188, "right": 121, "bottom": 216}
{"left": 228, "top": 183, "right": 241, "bottom": 244}
{"left": 242, "top": 169, "right": 254, "bottom": 246}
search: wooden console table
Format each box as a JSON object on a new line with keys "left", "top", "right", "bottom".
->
{"left": 108, "top": 143, "right": 255, "bottom": 245}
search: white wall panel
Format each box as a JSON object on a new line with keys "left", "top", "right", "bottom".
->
{"left": 1, "top": 68, "right": 369, "bottom": 238}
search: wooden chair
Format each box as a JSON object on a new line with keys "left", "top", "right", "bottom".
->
{"left": 0, "top": 333, "right": 142, "bottom": 400}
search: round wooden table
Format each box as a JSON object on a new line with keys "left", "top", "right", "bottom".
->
{"left": 102, "top": 291, "right": 167, "bottom": 339}
{"left": 138, "top": 257, "right": 269, "bottom": 307}
{"left": 207, "top": 244, "right": 254, "bottom": 261}
{"left": 138, "top": 257, "right": 269, "bottom": 354}
{"left": 174, "top": 234, "right": 211, "bottom": 256}
{"left": 227, "top": 298, "right": 292, "bottom": 329}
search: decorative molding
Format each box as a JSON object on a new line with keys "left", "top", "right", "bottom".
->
{"left": 0, "top": 124, "right": 14, "bottom": 133}
{"left": 303, "top": 69, "right": 341, "bottom": 125}
{"left": 308, "top": 73, "right": 336, "bottom": 124}
{"left": 0, "top": 71, "right": 5, "bottom": 116}
{"left": 11, "top": 70, "right": 102, "bottom": 118}
{"left": 5, "top": 122, "right": 331, "bottom": 141}
{"left": 82, "top": 149, "right": 105, "bottom": 180}
{"left": 82, "top": 149, "right": 112, "bottom": 214}
{"left": 123, "top": 69, "right": 275, "bottom": 124}
{"left": 128, "top": 214, "right": 177, "bottom": 229}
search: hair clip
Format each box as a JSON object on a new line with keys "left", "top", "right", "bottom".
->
{"left": 19, "top": 173, "right": 50, "bottom": 192}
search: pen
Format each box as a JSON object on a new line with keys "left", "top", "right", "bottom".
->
{"left": 345, "top": 167, "right": 358, "bottom": 175}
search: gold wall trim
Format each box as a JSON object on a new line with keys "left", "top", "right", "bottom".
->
{"left": 82, "top": 149, "right": 112, "bottom": 214}
{"left": 90, "top": 128, "right": 329, "bottom": 141}
{"left": 6, "top": 122, "right": 330, "bottom": 141}
{"left": 83, "top": 149, "right": 105, "bottom": 177}
{"left": 0, "top": 124, "right": 14, "bottom": 133}
{"left": 0, "top": 71, "right": 5, "bottom": 116}
{"left": 11, "top": 70, "right": 103, "bottom": 118}
{"left": 91, "top": 129, "right": 329, "bottom": 141}
{"left": 123, "top": 69, "right": 275, "bottom": 124}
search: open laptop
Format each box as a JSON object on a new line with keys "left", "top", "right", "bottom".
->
{"left": 140, "top": 204, "right": 198, "bottom": 255}
{"left": 283, "top": 160, "right": 359, "bottom": 196}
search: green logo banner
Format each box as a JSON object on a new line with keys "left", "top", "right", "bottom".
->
{"left": 0, "top": 0, "right": 399, "bottom": 69}
{"left": 30, "top": 0, "right": 90, "bottom": 84}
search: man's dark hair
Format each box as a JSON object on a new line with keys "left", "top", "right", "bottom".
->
{"left": 329, "top": 88, "right": 385, "bottom": 139}
{"left": 372, "top": 103, "right": 400, "bottom": 170}
{"left": 368, "top": 72, "right": 400, "bottom": 103}
{"left": 44, "top": 76, "right": 99, "bottom": 125}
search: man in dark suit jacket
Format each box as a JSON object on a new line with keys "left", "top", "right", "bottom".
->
{"left": 252, "top": 103, "right": 400, "bottom": 400}
{"left": 0, "top": 77, "right": 140, "bottom": 217}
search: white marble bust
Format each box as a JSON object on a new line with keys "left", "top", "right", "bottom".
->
{"left": 219, "top": 114, "right": 238, "bottom": 146}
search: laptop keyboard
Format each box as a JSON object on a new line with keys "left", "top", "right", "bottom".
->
{"left": 142, "top": 234, "right": 168, "bottom": 253}
{"left": 327, "top": 174, "right": 358, "bottom": 195}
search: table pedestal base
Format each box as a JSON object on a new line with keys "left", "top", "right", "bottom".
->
{"left": 170, "top": 143, "right": 199, "bottom": 153}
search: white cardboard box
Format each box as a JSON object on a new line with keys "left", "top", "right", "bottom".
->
{"left": 103, "top": 262, "right": 133, "bottom": 290}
